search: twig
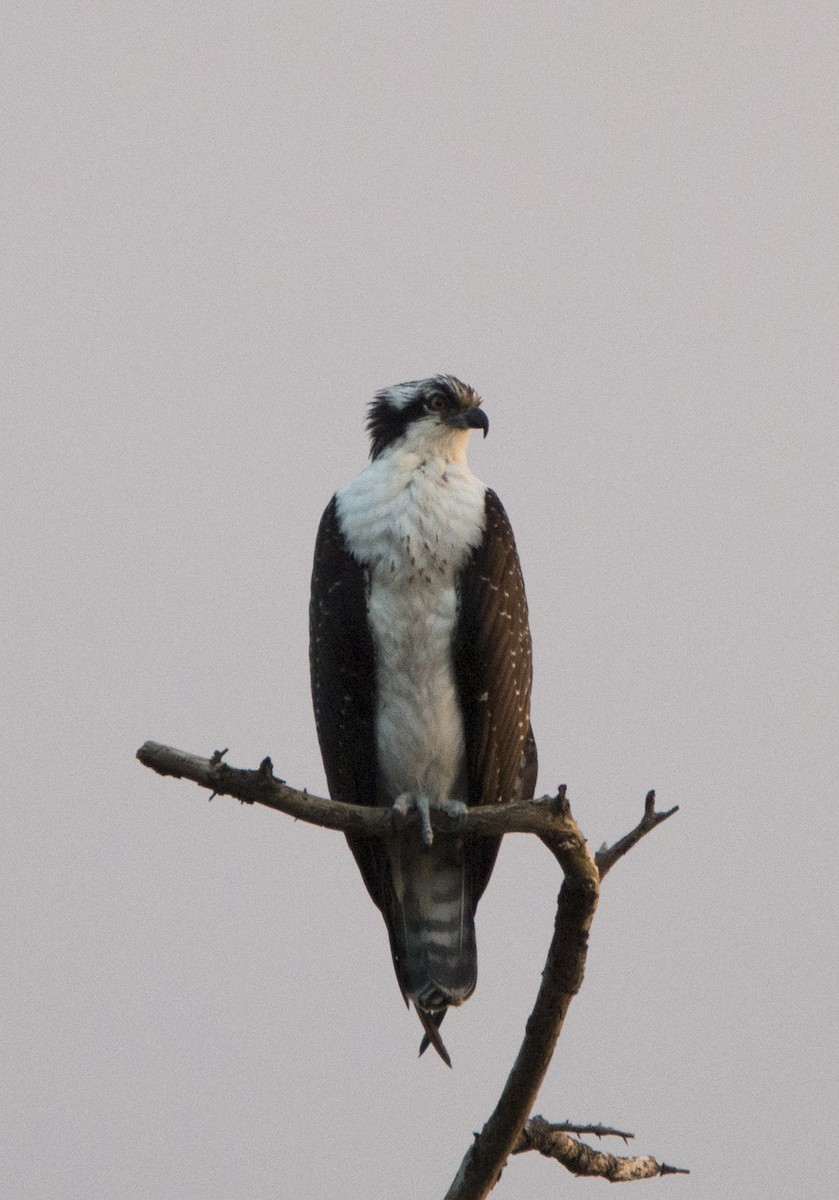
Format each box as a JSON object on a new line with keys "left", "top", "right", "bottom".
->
{"left": 595, "top": 790, "right": 679, "bottom": 879}
{"left": 527, "top": 1119, "right": 634, "bottom": 1142}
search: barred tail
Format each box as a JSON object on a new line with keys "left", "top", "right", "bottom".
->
{"left": 385, "top": 835, "right": 477, "bottom": 1062}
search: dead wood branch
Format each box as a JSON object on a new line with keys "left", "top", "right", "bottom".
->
{"left": 444, "top": 786, "right": 681, "bottom": 1200}
{"left": 596, "top": 789, "right": 679, "bottom": 878}
{"left": 136, "top": 742, "right": 592, "bottom": 871}
{"left": 528, "top": 1120, "right": 634, "bottom": 1141}
{"left": 136, "top": 741, "right": 682, "bottom": 1195}
{"left": 443, "top": 865, "right": 598, "bottom": 1200}
{"left": 514, "top": 1116, "right": 689, "bottom": 1180}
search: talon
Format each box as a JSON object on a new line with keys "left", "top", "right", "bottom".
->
{"left": 391, "top": 793, "right": 412, "bottom": 830}
{"left": 389, "top": 794, "right": 467, "bottom": 845}
{"left": 390, "top": 793, "right": 435, "bottom": 845}
{"left": 438, "top": 799, "right": 468, "bottom": 827}
{"left": 417, "top": 796, "right": 434, "bottom": 847}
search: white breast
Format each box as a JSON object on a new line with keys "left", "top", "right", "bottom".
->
{"left": 337, "top": 449, "right": 486, "bottom": 804}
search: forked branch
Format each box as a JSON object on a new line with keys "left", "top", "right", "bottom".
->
{"left": 595, "top": 789, "right": 679, "bottom": 879}
{"left": 136, "top": 741, "right": 684, "bottom": 1195}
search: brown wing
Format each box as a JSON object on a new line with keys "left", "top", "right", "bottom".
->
{"left": 309, "top": 496, "right": 389, "bottom": 912}
{"left": 454, "top": 489, "right": 537, "bottom": 912}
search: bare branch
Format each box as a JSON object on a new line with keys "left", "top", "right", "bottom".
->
{"left": 595, "top": 790, "right": 679, "bottom": 879}
{"left": 138, "top": 740, "right": 382, "bottom": 834}
{"left": 513, "top": 1116, "right": 689, "bottom": 1180}
{"left": 528, "top": 1119, "right": 634, "bottom": 1142}
{"left": 137, "top": 741, "right": 683, "bottom": 1194}
{"left": 443, "top": 829, "right": 600, "bottom": 1200}
{"left": 136, "top": 742, "right": 590, "bottom": 872}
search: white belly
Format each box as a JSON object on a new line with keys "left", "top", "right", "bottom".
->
{"left": 336, "top": 450, "right": 486, "bottom": 803}
{"left": 370, "top": 571, "right": 465, "bottom": 801}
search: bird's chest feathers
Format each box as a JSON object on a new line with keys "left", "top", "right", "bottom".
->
{"left": 337, "top": 456, "right": 486, "bottom": 798}
{"left": 338, "top": 454, "right": 486, "bottom": 591}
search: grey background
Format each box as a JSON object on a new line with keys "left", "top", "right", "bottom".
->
{"left": 4, "top": 3, "right": 837, "bottom": 1197}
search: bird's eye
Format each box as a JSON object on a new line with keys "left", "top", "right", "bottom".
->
{"left": 427, "top": 395, "right": 445, "bottom": 412}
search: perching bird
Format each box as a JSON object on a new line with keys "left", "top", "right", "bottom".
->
{"left": 309, "top": 376, "right": 536, "bottom": 1065}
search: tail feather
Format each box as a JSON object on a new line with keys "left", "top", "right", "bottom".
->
{"left": 384, "top": 834, "right": 477, "bottom": 1059}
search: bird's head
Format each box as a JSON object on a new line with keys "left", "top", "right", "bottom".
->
{"left": 366, "top": 375, "right": 489, "bottom": 462}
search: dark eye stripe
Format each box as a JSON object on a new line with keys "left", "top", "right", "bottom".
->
{"left": 367, "top": 376, "right": 476, "bottom": 459}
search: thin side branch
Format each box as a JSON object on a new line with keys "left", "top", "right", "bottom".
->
{"left": 514, "top": 1117, "right": 689, "bottom": 1180}
{"left": 595, "top": 790, "right": 679, "bottom": 879}
{"left": 528, "top": 1120, "right": 635, "bottom": 1142}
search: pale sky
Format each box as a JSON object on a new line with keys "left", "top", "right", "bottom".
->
{"left": 3, "top": 3, "right": 837, "bottom": 1198}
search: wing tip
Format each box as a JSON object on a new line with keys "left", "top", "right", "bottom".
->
{"left": 416, "top": 1007, "right": 452, "bottom": 1068}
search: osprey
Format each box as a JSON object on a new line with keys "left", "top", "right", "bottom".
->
{"left": 309, "top": 375, "right": 536, "bottom": 1065}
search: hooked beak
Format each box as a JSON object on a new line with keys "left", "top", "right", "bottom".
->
{"left": 448, "top": 407, "right": 489, "bottom": 437}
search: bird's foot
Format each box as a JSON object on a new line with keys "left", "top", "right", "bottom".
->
{"left": 391, "top": 794, "right": 468, "bottom": 847}
{"left": 436, "top": 798, "right": 468, "bottom": 824}
{"left": 392, "top": 793, "right": 434, "bottom": 845}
